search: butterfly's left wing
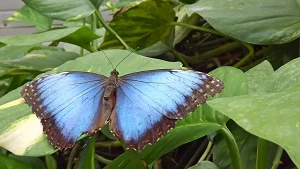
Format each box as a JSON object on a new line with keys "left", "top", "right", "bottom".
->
{"left": 110, "top": 69, "right": 223, "bottom": 151}
{"left": 21, "top": 72, "right": 110, "bottom": 149}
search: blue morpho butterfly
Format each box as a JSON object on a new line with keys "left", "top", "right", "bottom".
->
{"left": 21, "top": 51, "right": 224, "bottom": 151}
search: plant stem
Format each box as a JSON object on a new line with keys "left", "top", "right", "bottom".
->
{"left": 171, "top": 49, "right": 189, "bottom": 67}
{"left": 233, "top": 42, "right": 254, "bottom": 68}
{"left": 219, "top": 127, "right": 243, "bottom": 169}
{"left": 85, "top": 45, "right": 99, "bottom": 53}
{"left": 67, "top": 142, "right": 80, "bottom": 169}
{"left": 172, "top": 21, "right": 254, "bottom": 67}
{"left": 184, "top": 139, "right": 209, "bottom": 168}
{"left": 271, "top": 147, "right": 283, "bottom": 169}
{"left": 256, "top": 138, "right": 269, "bottom": 169}
{"left": 193, "top": 37, "right": 230, "bottom": 48}
{"left": 95, "top": 153, "right": 112, "bottom": 164}
{"left": 95, "top": 140, "right": 121, "bottom": 148}
{"left": 196, "top": 41, "right": 241, "bottom": 63}
{"left": 173, "top": 41, "right": 242, "bottom": 65}
{"left": 94, "top": 10, "right": 129, "bottom": 49}
{"left": 198, "top": 140, "right": 213, "bottom": 162}
{"left": 171, "top": 21, "right": 224, "bottom": 37}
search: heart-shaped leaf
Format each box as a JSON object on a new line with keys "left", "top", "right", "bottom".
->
{"left": 4, "top": 5, "right": 52, "bottom": 32}
{"left": 185, "top": 0, "right": 300, "bottom": 44}
{"left": 0, "top": 27, "right": 99, "bottom": 51}
{"left": 208, "top": 58, "right": 300, "bottom": 167}
{"left": 100, "top": 0, "right": 175, "bottom": 49}
{"left": 23, "top": 0, "right": 96, "bottom": 21}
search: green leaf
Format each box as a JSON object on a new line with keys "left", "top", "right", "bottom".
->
{"left": 0, "top": 50, "right": 80, "bottom": 71}
{"left": 265, "top": 40, "right": 299, "bottom": 70}
{"left": 0, "top": 81, "right": 8, "bottom": 97}
{"left": 114, "top": 0, "right": 138, "bottom": 8}
{"left": 60, "top": 27, "right": 100, "bottom": 50}
{"left": 78, "top": 136, "right": 95, "bottom": 169}
{"left": 23, "top": 0, "right": 96, "bottom": 21}
{"left": 4, "top": 75, "right": 30, "bottom": 96}
{"left": 90, "top": 0, "right": 104, "bottom": 8}
{"left": 174, "top": 10, "right": 200, "bottom": 46}
{"left": 0, "top": 45, "right": 34, "bottom": 60}
{"left": 208, "top": 58, "right": 300, "bottom": 167}
{"left": 0, "top": 49, "right": 181, "bottom": 156}
{"left": 185, "top": 0, "right": 300, "bottom": 44}
{"left": 8, "top": 154, "right": 46, "bottom": 169}
{"left": 104, "top": 149, "right": 145, "bottom": 169}
{"left": 64, "top": 28, "right": 105, "bottom": 54}
{"left": 100, "top": 0, "right": 175, "bottom": 49}
{"left": 0, "top": 27, "right": 99, "bottom": 51}
{"left": 188, "top": 161, "right": 219, "bottom": 169}
{"left": 244, "top": 61, "right": 274, "bottom": 93}
{"left": 45, "top": 155, "right": 57, "bottom": 169}
{"left": 0, "top": 155, "right": 32, "bottom": 169}
{"left": 4, "top": 5, "right": 52, "bottom": 32}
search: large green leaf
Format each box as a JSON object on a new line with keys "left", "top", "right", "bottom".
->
{"left": 208, "top": 58, "right": 300, "bottom": 167}
{"left": 0, "top": 27, "right": 99, "bottom": 51}
{"left": 100, "top": 0, "right": 175, "bottom": 49}
{"left": 4, "top": 5, "right": 52, "bottom": 32}
{"left": 185, "top": 0, "right": 300, "bottom": 44}
{"left": 23, "top": 0, "right": 95, "bottom": 21}
{"left": 0, "top": 49, "right": 181, "bottom": 156}
{"left": 104, "top": 149, "right": 145, "bottom": 169}
{"left": 0, "top": 155, "right": 32, "bottom": 169}
{"left": 8, "top": 154, "right": 46, "bottom": 169}
{"left": 77, "top": 136, "right": 95, "bottom": 169}
{"left": 0, "top": 45, "right": 34, "bottom": 60}
{"left": 45, "top": 155, "right": 57, "bottom": 169}
{"left": 188, "top": 161, "right": 219, "bottom": 169}
{"left": 90, "top": 0, "right": 104, "bottom": 8}
{"left": 0, "top": 50, "right": 80, "bottom": 80}
{"left": 0, "top": 50, "right": 80, "bottom": 71}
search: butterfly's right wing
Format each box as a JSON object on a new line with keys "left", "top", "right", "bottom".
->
{"left": 21, "top": 72, "right": 111, "bottom": 149}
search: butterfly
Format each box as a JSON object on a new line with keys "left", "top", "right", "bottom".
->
{"left": 21, "top": 68, "right": 224, "bottom": 151}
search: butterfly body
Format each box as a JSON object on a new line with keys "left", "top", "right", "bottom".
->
{"left": 21, "top": 69, "right": 223, "bottom": 151}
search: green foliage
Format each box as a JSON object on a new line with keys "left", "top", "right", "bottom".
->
{"left": 100, "top": 0, "right": 175, "bottom": 49}
{"left": 185, "top": 0, "right": 300, "bottom": 44}
{"left": 0, "top": 0, "right": 299, "bottom": 169}
{"left": 3, "top": 5, "right": 52, "bottom": 32}
{"left": 208, "top": 57, "right": 300, "bottom": 167}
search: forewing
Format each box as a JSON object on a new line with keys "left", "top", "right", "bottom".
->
{"left": 110, "top": 69, "right": 224, "bottom": 151}
{"left": 21, "top": 72, "right": 108, "bottom": 149}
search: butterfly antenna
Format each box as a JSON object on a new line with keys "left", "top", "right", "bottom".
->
{"left": 101, "top": 50, "right": 115, "bottom": 70}
{"left": 115, "top": 48, "right": 139, "bottom": 69}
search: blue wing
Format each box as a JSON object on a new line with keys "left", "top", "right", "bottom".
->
{"left": 110, "top": 69, "right": 223, "bottom": 151}
{"left": 21, "top": 72, "right": 109, "bottom": 149}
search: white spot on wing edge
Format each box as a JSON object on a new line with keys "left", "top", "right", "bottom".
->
{"left": 0, "top": 114, "right": 45, "bottom": 155}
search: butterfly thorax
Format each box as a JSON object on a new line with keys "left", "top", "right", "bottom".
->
{"left": 103, "top": 69, "right": 119, "bottom": 100}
